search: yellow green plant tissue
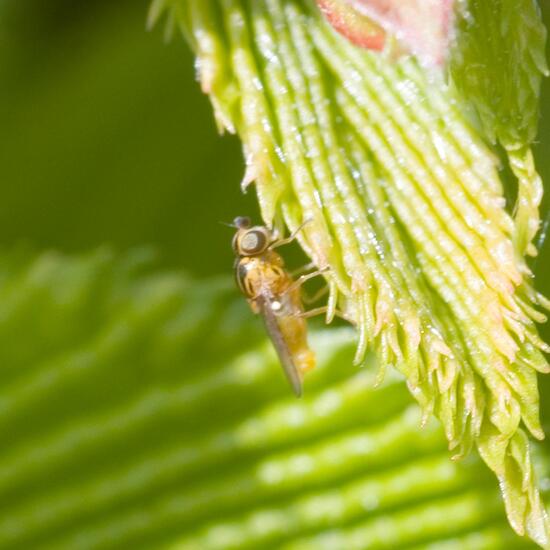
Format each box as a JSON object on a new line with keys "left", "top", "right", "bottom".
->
{"left": 149, "top": 0, "right": 550, "bottom": 547}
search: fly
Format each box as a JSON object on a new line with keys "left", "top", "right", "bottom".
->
{"left": 231, "top": 216, "right": 330, "bottom": 397}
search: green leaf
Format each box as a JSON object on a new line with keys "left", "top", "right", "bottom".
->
{"left": 451, "top": 0, "right": 549, "bottom": 257}
{"left": 0, "top": 248, "right": 541, "bottom": 548}
{"left": 152, "top": 0, "right": 550, "bottom": 545}
{"left": 451, "top": 0, "right": 548, "bottom": 148}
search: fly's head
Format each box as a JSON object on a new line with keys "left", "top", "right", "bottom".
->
{"left": 232, "top": 216, "right": 272, "bottom": 257}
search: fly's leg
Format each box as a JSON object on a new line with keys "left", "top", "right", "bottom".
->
{"left": 298, "top": 305, "right": 348, "bottom": 322}
{"left": 325, "top": 278, "right": 339, "bottom": 323}
{"left": 284, "top": 267, "right": 330, "bottom": 296}
{"left": 269, "top": 219, "right": 312, "bottom": 250}
{"left": 290, "top": 261, "right": 316, "bottom": 278}
{"left": 248, "top": 298, "right": 261, "bottom": 314}
{"left": 299, "top": 306, "right": 330, "bottom": 319}
{"left": 289, "top": 275, "right": 340, "bottom": 323}
{"left": 302, "top": 284, "right": 329, "bottom": 305}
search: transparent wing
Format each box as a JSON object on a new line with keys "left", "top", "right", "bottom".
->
{"left": 258, "top": 295, "right": 303, "bottom": 397}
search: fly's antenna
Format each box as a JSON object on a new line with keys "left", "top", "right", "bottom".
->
{"left": 219, "top": 221, "right": 236, "bottom": 228}
{"left": 219, "top": 216, "right": 252, "bottom": 229}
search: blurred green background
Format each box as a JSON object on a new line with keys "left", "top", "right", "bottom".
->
{"left": 0, "top": 0, "right": 259, "bottom": 275}
{"left": 1, "top": 0, "right": 549, "bottom": 278}
{"left": 1, "top": 1, "right": 550, "bottom": 549}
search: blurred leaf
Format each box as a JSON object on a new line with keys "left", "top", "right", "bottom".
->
{"left": 0, "top": 248, "right": 541, "bottom": 549}
{"left": 0, "top": 0, "right": 255, "bottom": 275}
{"left": 450, "top": 0, "right": 548, "bottom": 257}
{"left": 451, "top": 0, "right": 548, "bottom": 148}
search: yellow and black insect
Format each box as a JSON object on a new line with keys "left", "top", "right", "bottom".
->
{"left": 232, "top": 216, "right": 328, "bottom": 396}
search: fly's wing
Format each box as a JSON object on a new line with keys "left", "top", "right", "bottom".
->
{"left": 257, "top": 295, "right": 303, "bottom": 397}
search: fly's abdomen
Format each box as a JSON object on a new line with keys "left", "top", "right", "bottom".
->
{"left": 294, "top": 348, "right": 316, "bottom": 375}
{"left": 278, "top": 315, "right": 316, "bottom": 375}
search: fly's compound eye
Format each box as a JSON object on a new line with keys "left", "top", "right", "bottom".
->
{"left": 231, "top": 232, "right": 240, "bottom": 254}
{"left": 239, "top": 229, "right": 268, "bottom": 255}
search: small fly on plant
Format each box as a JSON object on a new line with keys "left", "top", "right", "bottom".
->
{"left": 231, "top": 216, "right": 330, "bottom": 397}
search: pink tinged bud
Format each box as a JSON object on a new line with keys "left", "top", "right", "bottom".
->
{"left": 318, "top": 0, "right": 455, "bottom": 67}
{"left": 317, "top": 0, "right": 386, "bottom": 51}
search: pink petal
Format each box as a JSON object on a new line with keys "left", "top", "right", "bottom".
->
{"left": 346, "top": 0, "right": 455, "bottom": 66}
{"left": 317, "top": 0, "right": 386, "bottom": 51}
{"left": 317, "top": 0, "right": 455, "bottom": 66}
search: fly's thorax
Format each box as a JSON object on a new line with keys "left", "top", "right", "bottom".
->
{"left": 264, "top": 249, "right": 285, "bottom": 268}
{"left": 235, "top": 254, "right": 292, "bottom": 299}
{"left": 235, "top": 256, "right": 261, "bottom": 298}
